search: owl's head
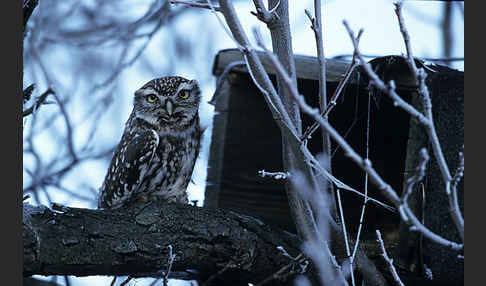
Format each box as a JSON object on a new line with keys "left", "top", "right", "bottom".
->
{"left": 133, "top": 76, "right": 201, "bottom": 128}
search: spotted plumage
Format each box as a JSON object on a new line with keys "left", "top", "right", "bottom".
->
{"left": 98, "top": 76, "right": 202, "bottom": 209}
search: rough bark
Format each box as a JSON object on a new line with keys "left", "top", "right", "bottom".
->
{"left": 266, "top": 0, "right": 321, "bottom": 245}
{"left": 23, "top": 201, "right": 301, "bottom": 284}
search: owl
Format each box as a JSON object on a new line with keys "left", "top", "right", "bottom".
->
{"left": 98, "top": 76, "right": 202, "bottom": 209}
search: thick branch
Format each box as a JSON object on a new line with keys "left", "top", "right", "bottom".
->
{"left": 23, "top": 202, "right": 301, "bottom": 283}
{"left": 218, "top": 0, "right": 320, "bottom": 243}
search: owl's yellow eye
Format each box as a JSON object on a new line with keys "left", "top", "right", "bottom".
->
{"left": 146, "top": 94, "right": 158, "bottom": 103}
{"left": 179, "top": 90, "right": 190, "bottom": 99}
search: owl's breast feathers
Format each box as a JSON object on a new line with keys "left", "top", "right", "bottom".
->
{"left": 98, "top": 118, "right": 202, "bottom": 209}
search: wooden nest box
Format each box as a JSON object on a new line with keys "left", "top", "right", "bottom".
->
{"left": 205, "top": 49, "right": 463, "bottom": 285}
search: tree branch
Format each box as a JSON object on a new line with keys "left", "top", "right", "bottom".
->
{"left": 254, "top": 26, "right": 462, "bottom": 252}
{"left": 23, "top": 201, "right": 302, "bottom": 283}
{"left": 23, "top": 88, "right": 55, "bottom": 117}
{"left": 169, "top": 0, "right": 221, "bottom": 12}
{"left": 23, "top": 0, "right": 39, "bottom": 34}
{"left": 217, "top": 0, "right": 320, "bottom": 244}
{"left": 376, "top": 230, "right": 405, "bottom": 286}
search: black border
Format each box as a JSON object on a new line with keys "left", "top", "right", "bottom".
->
{"left": 5, "top": 0, "right": 22, "bottom": 285}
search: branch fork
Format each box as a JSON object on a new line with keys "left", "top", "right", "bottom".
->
{"left": 251, "top": 0, "right": 280, "bottom": 28}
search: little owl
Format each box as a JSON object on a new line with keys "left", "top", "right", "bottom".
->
{"left": 98, "top": 76, "right": 202, "bottom": 209}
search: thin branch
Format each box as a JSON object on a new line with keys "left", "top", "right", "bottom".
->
{"left": 120, "top": 277, "right": 132, "bottom": 286}
{"left": 258, "top": 170, "right": 290, "bottom": 180}
{"left": 343, "top": 2, "right": 464, "bottom": 241}
{"left": 351, "top": 91, "right": 371, "bottom": 263}
{"left": 394, "top": 2, "right": 454, "bottom": 187}
{"left": 376, "top": 230, "right": 405, "bottom": 286}
{"left": 254, "top": 252, "right": 308, "bottom": 286}
{"left": 451, "top": 148, "right": 464, "bottom": 191}
{"left": 305, "top": 2, "right": 335, "bottom": 210}
{"left": 301, "top": 29, "right": 363, "bottom": 141}
{"left": 335, "top": 188, "right": 356, "bottom": 286}
{"left": 331, "top": 54, "right": 464, "bottom": 63}
{"left": 23, "top": 88, "right": 55, "bottom": 117}
{"left": 255, "top": 26, "right": 463, "bottom": 252}
{"left": 394, "top": 2, "right": 419, "bottom": 81}
{"left": 344, "top": 17, "right": 464, "bottom": 249}
{"left": 169, "top": 0, "right": 221, "bottom": 12}
{"left": 343, "top": 21, "right": 429, "bottom": 126}
{"left": 344, "top": 19, "right": 463, "bottom": 240}
{"left": 450, "top": 147, "right": 464, "bottom": 221}
{"left": 23, "top": 83, "right": 36, "bottom": 104}
{"left": 304, "top": 3, "right": 327, "bottom": 125}
{"left": 402, "top": 149, "right": 429, "bottom": 203}
{"left": 162, "top": 245, "right": 176, "bottom": 286}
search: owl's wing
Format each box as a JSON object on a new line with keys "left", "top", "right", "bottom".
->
{"left": 98, "top": 130, "right": 159, "bottom": 209}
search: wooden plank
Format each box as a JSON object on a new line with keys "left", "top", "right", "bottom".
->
{"left": 204, "top": 79, "right": 232, "bottom": 208}
{"left": 212, "top": 48, "right": 354, "bottom": 83}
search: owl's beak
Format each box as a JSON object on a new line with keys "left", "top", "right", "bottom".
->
{"left": 165, "top": 99, "right": 174, "bottom": 116}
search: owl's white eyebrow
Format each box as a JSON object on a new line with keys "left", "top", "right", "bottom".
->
{"left": 175, "top": 82, "right": 195, "bottom": 95}
{"left": 135, "top": 88, "right": 157, "bottom": 96}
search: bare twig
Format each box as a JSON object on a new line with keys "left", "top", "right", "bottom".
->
{"left": 451, "top": 147, "right": 464, "bottom": 218}
{"left": 331, "top": 54, "right": 464, "bottom": 63}
{"left": 344, "top": 18, "right": 463, "bottom": 249}
{"left": 351, "top": 91, "right": 371, "bottom": 263}
{"left": 349, "top": 2, "right": 465, "bottom": 242}
{"left": 394, "top": 3, "right": 456, "bottom": 197}
{"left": 255, "top": 25, "right": 463, "bottom": 251}
{"left": 301, "top": 29, "right": 363, "bottom": 142}
{"left": 396, "top": 149, "right": 462, "bottom": 249}
{"left": 258, "top": 170, "right": 290, "bottom": 180}
{"left": 343, "top": 21, "right": 429, "bottom": 126}
{"left": 335, "top": 187, "right": 356, "bottom": 286}
{"left": 304, "top": 2, "right": 327, "bottom": 130}
{"left": 305, "top": 2, "right": 336, "bottom": 216}
{"left": 169, "top": 0, "right": 221, "bottom": 11}
{"left": 451, "top": 148, "right": 464, "bottom": 191}
{"left": 254, "top": 252, "right": 308, "bottom": 286}
{"left": 376, "top": 230, "right": 405, "bottom": 286}
{"left": 402, "top": 149, "right": 429, "bottom": 203}
{"left": 120, "top": 277, "right": 132, "bottom": 286}
{"left": 23, "top": 83, "right": 36, "bottom": 104}
{"left": 23, "top": 88, "right": 55, "bottom": 117}
{"left": 162, "top": 245, "right": 176, "bottom": 286}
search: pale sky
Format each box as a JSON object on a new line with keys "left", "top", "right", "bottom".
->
{"left": 26, "top": 1, "right": 463, "bottom": 285}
